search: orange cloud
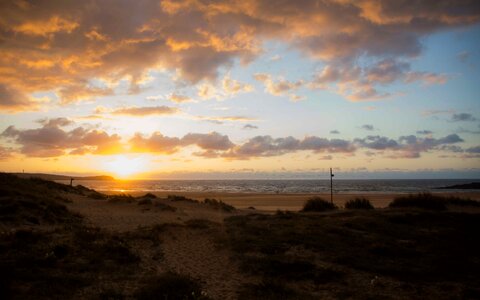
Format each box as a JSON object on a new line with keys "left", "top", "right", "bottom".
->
{"left": 0, "top": 0, "right": 478, "bottom": 109}
{"left": 111, "top": 105, "right": 180, "bottom": 116}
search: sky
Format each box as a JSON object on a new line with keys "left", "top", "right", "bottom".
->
{"left": 0, "top": 0, "right": 479, "bottom": 179}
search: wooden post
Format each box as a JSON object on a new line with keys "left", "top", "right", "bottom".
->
{"left": 330, "top": 168, "right": 334, "bottom": 204}
{"left": 70, "top": 178, "right": 74, "bottom": 187}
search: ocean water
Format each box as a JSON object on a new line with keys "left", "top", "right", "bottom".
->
{"left": 59, "top": 179, "right": 480, "bottom": 194}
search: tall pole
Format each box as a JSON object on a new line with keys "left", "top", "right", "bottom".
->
{"left": 330, "top": 168, "right": 334, "bottom": 204}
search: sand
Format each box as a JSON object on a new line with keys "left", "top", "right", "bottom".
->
{"left": 118, "top": 191, "right": 480, "bottom": 211}
{"left": 61, "top": 189, "right": 480, "bottom": 299}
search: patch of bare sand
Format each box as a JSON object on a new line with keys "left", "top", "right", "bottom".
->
{"left": 65, "top": 193, "right": 244, "bottom": 232}
{"left": 160, "top": 225, "right": 252, "bottom": 300}
{"left": 64, "top": 193, "right": 251, "bottom": 299}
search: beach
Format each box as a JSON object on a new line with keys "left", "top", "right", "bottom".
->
{"left": 117, "top": 190, "right": 480, "bottom": 211}
{"left": 2, "top": 173, "right": 480, "bottom": 299}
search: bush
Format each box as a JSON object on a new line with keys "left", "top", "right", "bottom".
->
{"left": 142, "top": 193, "right": 157, "bottom": 199}
{"left": 203, "top": 198, "right": 235, "bottom": 212}
{"left": 389, "top": 193, "right": 446, "bottom": 210}
{"left": 301, "top": 197, "right": 337, "bottom": 212}
{"left": 345, "top": 198, "right": 374, "bottom": 210}
{"left": 167, "top": 195, "right": 198, "bottom": 203}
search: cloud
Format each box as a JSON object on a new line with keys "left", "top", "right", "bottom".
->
{"left": 457, "top": 51, "right": 470, "bottom": 63}
{"left": 169, "top": 93, "right": 193, "bottom": 103}
{"left": 182, "top": 132, "right": 234, "bottom": 150}
{"left": 0, "top": 146, "right": 12, "bottom": 160}
{"left": 422, "top": 109, "right": 455, "bottom": 116}
{"left": 310, "top": 59, "right": 448, "bottom": 101}
{"left": 1, "top": 119, "right": 474, "bottom": 160}
{"left": 361, "top": 124, "right": 375, "bottom": 131}
{"left": 195, "top": 115, "right": 256, "bottom": 124}
{"left": 1, "top": 119, "right": 122, "bottom": 157}
{"left": 466, "top": 146, "right": 480, "bottom": 153}
{"left": 451, "top": 113, "right": 477, "bottom": 122}
{"left": 197, "top": 74, "right": 253, "bottom": 100}
{"left": 355, "top": 133, "right": 464, "bottom": 158}
{"left": 111, "top": 106, "right": 180, "bottom": 116}
{"left": 130, "top": 131, "right": 234, "bottom": 153}
{"left": 416, "top": 130, "right": 433, "bottom": 135}
{"left": 243, "top": 124, "right": 258, "bottom": 130}
{"left": 224, "top": 135, "right": 355, "bottom": 159}
{"left": 0, "top": 0, "right": 477, "bottom": 108}
{"left": 254, "top": 73, "right": 303, "bottom": 101}
{"left": 330, "top": 130, "right": 340, "bottom": 134}
{"left": 0, "top": 83, "right": 39, "bottom": 112}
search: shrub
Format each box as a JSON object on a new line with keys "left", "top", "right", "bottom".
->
{"left": 142, "top": 193, "right": 157, "bottom": 199}
{"left": 388, "top": 193, "right": 446, "bottom": 210}
{"left": 301, "top": 197, "right": 337, "bottom": 212}
{"left": 203, "top": 198, "right": 235, "bottom": 212}
{"left": 345, "top": 198, "right": 374, "bottom": 210}
{"left": 167, "top": 195, "right": 198, "bottom": 203}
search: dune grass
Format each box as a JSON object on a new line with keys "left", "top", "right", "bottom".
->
{"left": 301, "top": 197, "right": 337, "bottom": 212}
{"left": 225, "top": 209, "right": 480, "bottom": 299}
{"left": 344, "top": 197, "right": 374, "bottom": 209}
{"left": 388, "top": 192, "right": 480, "bottom": 210}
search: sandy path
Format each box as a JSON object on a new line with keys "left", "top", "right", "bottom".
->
{"left": 64, "top": 193, "right": 250, "bottom": 298}
{"left": 161, "top": 226, "right": 250, "bottom": 300}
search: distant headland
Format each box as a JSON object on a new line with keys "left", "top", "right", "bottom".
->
{"left": 10, "top": 172, "right": 115, "bottom": 181}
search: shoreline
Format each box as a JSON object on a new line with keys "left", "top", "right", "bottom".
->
{"left": 102, "top": 190, "right": 480, "bottom": 211}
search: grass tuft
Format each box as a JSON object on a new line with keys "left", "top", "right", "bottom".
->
{"left": 344, "top": 197, "right": 374, "bottom": 210}
{"left": 203, "top": 198, "right": 235, "bottom": 212}
{"left": 301, "top": 197, "right": 337, "bottom": 212}
{"left": 389, "top": 193, "right": 447, "bottom": 210}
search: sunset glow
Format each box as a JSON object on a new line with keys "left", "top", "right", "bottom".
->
{"left": 0, "top": 1, "right": 479, "bottom": 179}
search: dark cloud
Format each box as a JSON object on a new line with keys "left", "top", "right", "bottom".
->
{"left": 416, "top": 130, "right": 433, "bottom": 135}
{"left": 361, "top": 124, "right": 375, "bottom": 131}
{"left": 1, "top": 119, "right": 122, "bottom": 157}
{"left": 0, "top": 120, "right": 472, "bottom": 160}
{"left": 182, "top": 132, "right": 234, "bottom": 150}
{"left": 243, "top": 124, "right": 258, "bottom": 130}
{"left": 355, "top": 133, "right": 464, "bottom": 158}
{"left": 224, "top": 135, "right": 355, "bottom": 159}
{"left": 451, "top": 113, "right": 477, "bottom": 122}
{"left": 0, "top": 83, "right": 38, "bottom": 112}
{"left": 466, "top": 146, "right": 480, "bottom": 153}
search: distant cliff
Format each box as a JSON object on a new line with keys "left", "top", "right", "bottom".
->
{"left": 10, "top": 173, "right": 115, "bottom": 181}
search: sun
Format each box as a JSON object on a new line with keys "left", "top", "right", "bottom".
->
{"left": 103, "top": 155, "right": 147, "bottom": 179}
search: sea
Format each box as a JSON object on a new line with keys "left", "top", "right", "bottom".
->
{"left": 59, "top": 179, "right": 480, "bottom": 194}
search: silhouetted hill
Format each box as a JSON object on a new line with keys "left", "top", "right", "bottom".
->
{"left": 437, "top": 182, "right": 480, "bottom": 190}
{"left": 10, "top": 172, "right": 115, "bottom": 181}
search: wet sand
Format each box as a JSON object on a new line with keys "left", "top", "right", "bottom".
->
{"left": 110, "top": 191, "right": 480, "bottom": 211}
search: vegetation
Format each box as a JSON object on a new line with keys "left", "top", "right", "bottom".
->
{"left": 301, "top": 197, "right": 337, "bottom": 212}
{"left": 134, "top": 272, "right": 209, "bottom": 300}
{"left": 388, "top": 192, "right": 480, "bottom": 210}
{"left": 203, "top": 198, "right": 235, "bottom": 212}
{"left": 167, "top": 194, "right": 199, "bottom": 203}
{"left": 225, "top": 210, "right": 480, "bottom": 299}
{"left": 344, "top": 197, "right": 374, "bottom": 210}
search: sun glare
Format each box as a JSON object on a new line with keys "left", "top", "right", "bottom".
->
{"left": 103, "top": 155, "right": 147, "bottom": 179}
